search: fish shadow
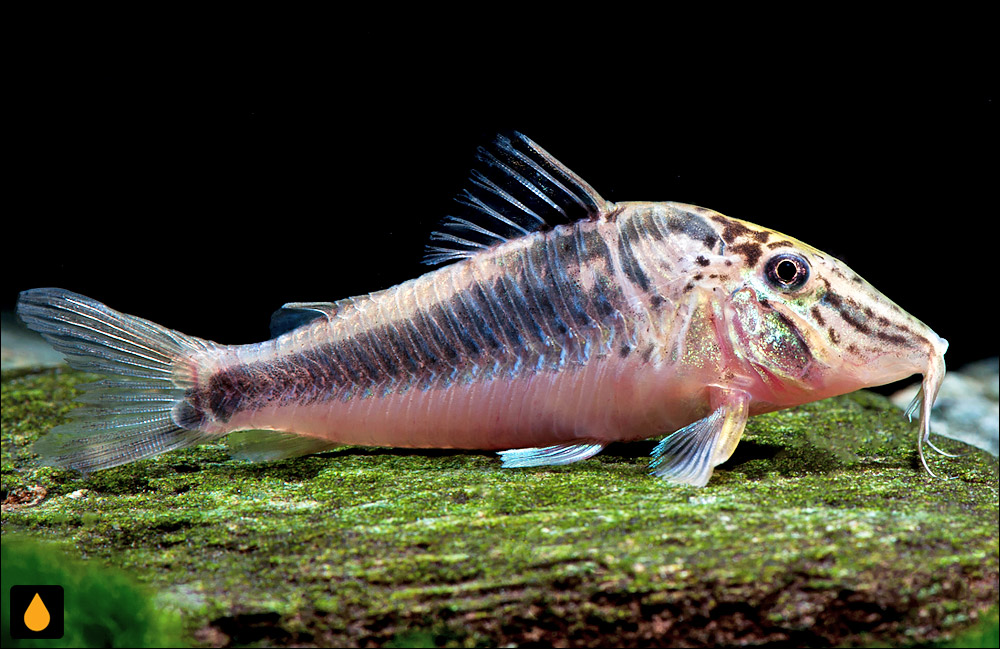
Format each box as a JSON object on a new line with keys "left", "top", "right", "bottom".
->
{"left": 602, "top": 439, "right": 783, "bottom": 468}
{"left": 222, "top": 440, "right": 783, "bottom": 481}
{"left": 316, "top": 440, "right": 784, "bottom": 468}
{"left": 222, "top": 446, "right": 496, "bottom": 481}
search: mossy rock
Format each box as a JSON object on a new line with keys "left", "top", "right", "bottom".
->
{"left": 2, "top": 368, "right": 998, "bottom": 647}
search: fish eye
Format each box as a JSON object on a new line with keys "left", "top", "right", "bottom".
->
{"left": 764, "top": 253, "right": 810, "bottom": 291}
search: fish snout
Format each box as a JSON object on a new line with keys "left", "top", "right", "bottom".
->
{"left": 811, "top": 275, "right": 946, "bottom": 391}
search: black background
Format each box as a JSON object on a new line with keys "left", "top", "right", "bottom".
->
{"left": 5, "top": 26, "right": 995, "bottom": 375}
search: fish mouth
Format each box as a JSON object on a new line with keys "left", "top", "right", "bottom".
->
{"left": 904, "top": 341, "right": 952, "bottom": 476}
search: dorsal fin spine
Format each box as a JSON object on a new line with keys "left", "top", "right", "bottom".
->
{"left": 453, "top": 193, "right": 530, "bottom": 237}
{"left": 428, "top": 231, "right": 490, "bottom": 250}
{"left": 479, "top": 147, "right": 567, "bottom": 217}
{"left": 441, "top": 215, "right": 508, "bottom": 243}
{"left": 514, "top": 132, "right": 606, "bottom": 215}
{"left": 498, "top": 135, "right": 589, "bottom": 213}
{"left": 423, "top": 132, "right": 608, "bottom": 266}
{"left": 468, "top": 170, "right": 547, "bottom": 227}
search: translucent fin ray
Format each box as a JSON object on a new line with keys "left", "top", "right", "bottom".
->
{"left": 649, "top": 414, "right": 720, "bottom": 486}
{"left": 16, "top": 288, "right": 220, "bottom": 472}
{"left": 649, "top": 390, "right": 750, "bottom": 487}
{"left": 498, "top": 441, "right": 606, "bottom": 468}
{"left": 424, "top": 132, "right": 609, "bottom": 265}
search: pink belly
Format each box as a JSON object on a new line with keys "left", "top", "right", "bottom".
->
{"left": 226, "top": 357, "right": 711, "bottom": 450}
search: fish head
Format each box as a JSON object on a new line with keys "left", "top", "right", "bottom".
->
{"left": 680, "top": 205, "right": 948, "bottom": 470}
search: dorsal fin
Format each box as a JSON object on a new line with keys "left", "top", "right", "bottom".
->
{"left": 423, "top": 132, "right": 609, "bottom": 265}
{"left": 269, "top": 302, "right": 338, "bottom": 338}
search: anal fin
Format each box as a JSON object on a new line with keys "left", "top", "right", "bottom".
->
{"left": 650, "top": 389, "right": 750, "bottom": 487}
{"left": 227, "top": 430, "right": 340, "bottom": 463}
{"left": 499, "top": 441, "right": 606, "bottom": 468}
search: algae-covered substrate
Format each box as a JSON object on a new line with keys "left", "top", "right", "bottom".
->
{"left": 2, "top": 368, "right": 998, "bottom": 647}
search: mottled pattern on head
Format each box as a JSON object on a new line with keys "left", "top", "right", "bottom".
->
{"left": 612, "top": 202, "right": 945, "bottom": 380}
{"left": 612, "top": 201, "right": 949, "bottom": 474}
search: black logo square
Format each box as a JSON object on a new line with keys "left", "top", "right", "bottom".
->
{"left": 9, "top": 585, "right": 64, "bottom": 639}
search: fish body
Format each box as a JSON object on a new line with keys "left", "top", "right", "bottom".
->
{"left": 17, "top": 133, "right": 949, "bottom": 486}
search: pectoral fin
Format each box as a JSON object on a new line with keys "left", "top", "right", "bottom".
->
{"left": 650, "top": 389, "right": 750, "bottom": 487}
{"left": 499, "top": 441, "right": 606, "bottom": 468}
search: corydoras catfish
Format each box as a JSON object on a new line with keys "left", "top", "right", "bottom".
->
{"left": 17, "top": 132, "right": 950, "bottom": 486}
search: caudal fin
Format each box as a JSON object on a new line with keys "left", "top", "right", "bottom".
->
{"left": 16, "top": 288, "right": 220, "bottom": 472}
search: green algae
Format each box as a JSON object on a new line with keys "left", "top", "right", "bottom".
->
{"left": 1, "top": 536, "right": 184, "bottom": 648}
{"left": 2, "top": 368, "right": 998, "bottom": 647}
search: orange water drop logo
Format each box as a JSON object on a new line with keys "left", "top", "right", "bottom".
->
{"left": 24, "top": 592, "right": 51, "bottom": 632}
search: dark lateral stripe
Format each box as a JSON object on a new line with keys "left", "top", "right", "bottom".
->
{"left": 412, "top": 302, "right": 459, "bottom": 366}
{"left": 443, "top": 300, "right": 482, "bottom": 357}
{"left": 569, "top": 227, "right": 605, "bottom": 322}
{"left": 430, "top": 301, "right": 480, "bottom": 357}
{"left": 520, "top": 245, "right": 570, "bottom": 338}
{"left": 202, "top": 351, "right": 322, "bottom": 421}
{"left": 205, "top": 305, "right": 495, "bottom": 422}
{"left": 340, "top": 337, "right": 381, "bottom": 383}
{"left": 575, "top": 224, "right": 625, "bottom": 324}
{"left": 399, "top": 317, "right": 439, "bottom": 369}
{"left": 544, "top": 234, "right": 593, "bottom": 334}
{"left": 472, "top": 278, "right": 524, "bottom": 351}
{"left": 293, "top": 348, "right": 329, "bottom": 392}
{"left": 590, "top": 275, "right": 621, "bottom": 321}
{"left": 330, "top": 340, "right": 366, "bottom": 384}
{"left": 355, "top": 329, "right": 398, "bottom": 379}
{"left": 526, "top": 274, "right": 570, "bottom": 338}
{"left": 381, "top": 321, "right": 420, "bottom": 375}
{"left": 200, "top": 220, "right": 649, "bottom": 421}
{"left": 574, "top": 222, "right": 626, "bottom": 324}
{"left": 205, "top": 366, "right": 250, "bottom": 420}
{"left": 313, "top": 348, "right": 346, "bottom": 391}
{"left": 617, "top": 219, "right": 651, "bottom": 292}
{"left": 578, "top": 226, "right": 615, "bottom": 265}
{"left": 453, "top": 288, "right": 503, "bottom": 354}
{"left": 499, "top": 271, "right": 548, "bottom": 347}
{"left": 633, "top": 206, "right": 663, "bottom": 241}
